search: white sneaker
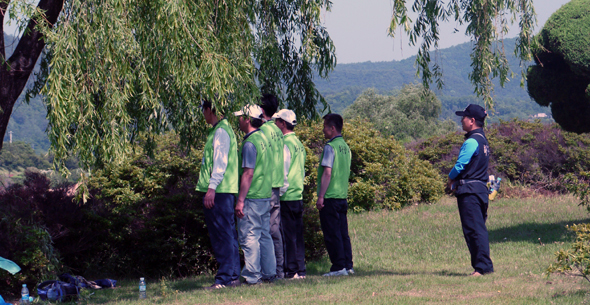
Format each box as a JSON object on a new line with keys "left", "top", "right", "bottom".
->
{"left": 347, "top": 268, "right": 354, "bottom": 275}
{"left": 322, "top": 268, "right": 348, "bottom": 277}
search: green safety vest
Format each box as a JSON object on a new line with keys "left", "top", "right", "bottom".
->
{"left": 240, "top": 130, "right": 272, "bottom": 199}
{"left": 281, "top": 133, "right": 307, "bottom": 201}
{"left": 317, "top": 136, "right": 351, "bottom": 199}
{"left": 196, "top": 119, "right": 239, "bottom": 193}
{"left": 260, "top": 121, "right": 284, "bottom": 188}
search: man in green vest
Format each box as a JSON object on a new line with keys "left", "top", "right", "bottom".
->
{"left": 259, "top": 94, "right": 285, "bottom": 278}
{"left": 316, "top": 113, "right": 353, "bottom": 277}
{"left": 234, "top": 104, "right": 277, "bottom": 284}
{"left": 273, "top": 109, "right": 307, "bottom": 279}
{"left": 196, "top": 100, "right": 241, "bottom": 290}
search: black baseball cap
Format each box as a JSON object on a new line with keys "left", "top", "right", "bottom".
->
{"left": 456, "top": 104, "right": 487, "bottom": 124}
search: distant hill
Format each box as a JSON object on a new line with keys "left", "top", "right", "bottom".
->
{"left": 315, "top": 37, "right": 550, "bottom": 123}
{"left": 3, "top": 32, "right": 49, "bottom": 154}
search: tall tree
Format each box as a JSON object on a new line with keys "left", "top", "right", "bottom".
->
{"left": 0, "top": 0, "right": 65, "bottom": 152}
{"left": 526, "top": 0, "right": 590, "bottom": 133}
{"left": 1, "top": 0, "right": 336, "bottom": 173}
{"left": 389, "top": 0, "right": 537, "bottom": 109}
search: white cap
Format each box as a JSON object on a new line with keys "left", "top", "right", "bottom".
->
{"left": 272, "top": 109, "right": 297, "bottom": 125}
{"left": 233, "top": 104, "right": 263, "bottom": 119}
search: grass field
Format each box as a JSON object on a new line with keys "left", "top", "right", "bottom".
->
{"left": 82, "top": 195, "right": 590, "bottom": 304}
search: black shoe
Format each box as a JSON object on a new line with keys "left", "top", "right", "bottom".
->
{"left": 227, "top": 279, "right": 242, "bottom": 288}
{"left": 203, "top": 283, "right": 226, "bottom": 290}
{"left": 262, "top": 276, "right": 277, "bottom": 283}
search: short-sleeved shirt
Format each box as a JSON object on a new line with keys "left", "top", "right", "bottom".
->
{"left": 242, "top": 141, "right": 257, "bottom": 169}
{"left": 320, "top": 145, "right": 335, "bottom": 168}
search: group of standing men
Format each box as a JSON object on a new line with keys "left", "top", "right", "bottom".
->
{"left": 196, "top": 94, "right": 493, "bottom": 289}
{"left": 196, "top": 94, "right": 354, "bottom": 289}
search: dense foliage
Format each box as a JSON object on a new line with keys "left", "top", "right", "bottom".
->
{"left": 408, "top": 119, "right": 590, "bottom": 196}
{"left": 298, "top": 120, "right": 444, "bottom": 212}
{"left": 27, "top": 0, "right": 335, "bottom": 175}
{"left": 343, "top": 86, "right": 457, "bottom": 143}
{"left": 526, "top": 0, "right": 590, "bottom": 133}
{"left": 0, "top": 170, "right": 73, "bottom": 297}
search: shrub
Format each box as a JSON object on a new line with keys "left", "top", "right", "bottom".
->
{"left": 297, "top": 119, "right": 444, "bottom": 212}
{"left": 408, "top": 119, "right": 590, "bottom": 197}
{"left": 547, "top": 223, "right": 590, "bottom": 283}
{"left": 0, "top": 170, "right": 71, "bottom": 297}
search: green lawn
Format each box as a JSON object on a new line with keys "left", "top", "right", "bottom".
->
{"left": 83, "top": 195, "right": 590, "bottom": 304}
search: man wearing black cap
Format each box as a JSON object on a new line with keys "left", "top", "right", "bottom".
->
{"left": 447, "top": 104, "right": 494, "bottom": 276}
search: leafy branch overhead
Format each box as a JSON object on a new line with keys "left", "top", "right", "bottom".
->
{"left": 388, "top": 0, "right": 536, "bottom": 109}
{"left": 2, "top": 0, "right": 336, "bottom": 175}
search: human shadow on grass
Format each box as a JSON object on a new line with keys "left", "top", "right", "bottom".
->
{"left": 488, "top": 219, "right": 590, "bottom": 244}
{"left": 345, "top": 269, "right": 467, "bottom": 277}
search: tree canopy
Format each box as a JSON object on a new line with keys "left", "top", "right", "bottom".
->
{"left": 343, "top": 85, "right": 457, "bottom": 142}
{"left": 388, "top": 0, "right": 537, "bottom": 109}
{"left": 1, "top": 0, "right": 336, "bottom": 174}
{"left": 526, "top": 0, "right": 590, "bottom": 133}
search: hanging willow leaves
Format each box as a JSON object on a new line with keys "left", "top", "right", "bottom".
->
{"left": 389, "top": 0, "right": 536, "bottom": 109}
{"left": 21, "top": 0, "right": 336, "bottom": 175}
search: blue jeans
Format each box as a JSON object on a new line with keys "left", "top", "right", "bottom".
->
{"left": 238, "top": 197, "right": 276, "bottom": 284}
{"left": 203, "top": 193, "right": 241, "bottom": 285}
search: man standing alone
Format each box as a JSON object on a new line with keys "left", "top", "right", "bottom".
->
{"left": 273, "top": 109, "right": 307, "bottom": 279}
{"left": 447, "top": 104, "right": 494, "bottom": 276}
{"left": 316, "top": 114, "right": 353, "bottom": 277}
{"left": 234, "top": 104, "right": 276, "bottom": 284}
{"left": 259, "top": 94, "right": 285, "bottom": 278}
{"left": 197, "top": 100, "right": 241, "bottom": 289}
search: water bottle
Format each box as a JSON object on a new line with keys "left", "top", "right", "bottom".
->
{"left": 489, "top": 177, "right": 501, "bottom": 200}
{"left": 139, "top": 277, "right": 146, "bottom": 299}
{"left": 20, "top": 284, "right": 30, "bottom": 305}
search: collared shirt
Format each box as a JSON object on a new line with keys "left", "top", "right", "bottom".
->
{"left": 280, "top": 143, "right": 291, "bottom": 196}
{"left": 320, "top": 135, "right": 341, "bottom": 168}
{"left": 242, "top": 129, "right": 259, "bottom": 169}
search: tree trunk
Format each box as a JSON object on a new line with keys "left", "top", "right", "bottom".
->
{"left": 0, "top": 0, "right": 64, "bottom": 151}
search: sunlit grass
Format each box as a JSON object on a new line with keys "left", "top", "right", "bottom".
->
{"left": 82, "top": 195, "right": 590, "bottom": 304}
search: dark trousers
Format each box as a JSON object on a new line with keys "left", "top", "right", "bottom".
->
{"left": 319, "top": 198, "right": 353, "bottom": 272}
{"left": 203, "top": 193, "right": 241, "bottom": 285}
{"left": 280, "top": 200, "right": 306, "bottom": 277}
{"left": 270, "top": 188, "right": 284, "bottom": 277}
{"left": 457, "top": 192, "right": 494, "bottom": 274}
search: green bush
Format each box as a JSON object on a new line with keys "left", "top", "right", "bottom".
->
{"left": 297, "top": 119, "right": 444, "bottom": 212}
{"left": 547, "top": 223, "right": 590, "bottom": 283}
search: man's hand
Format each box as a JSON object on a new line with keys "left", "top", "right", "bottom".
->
{"left": 316, "top": 197, "right": 324, "bottom": 211}
{"left": 447, "top": 177, "right": 455, "bottom": 191}
{"left": 235, "top": 200, "right": 245, "bottom": 218}
{"left": 204, "top": 188, "right": 216, "bottom": 209}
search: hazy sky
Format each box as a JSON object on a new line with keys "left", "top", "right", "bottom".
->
{"left": 323, "top": 0, "right": 572, "bottom": 64}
